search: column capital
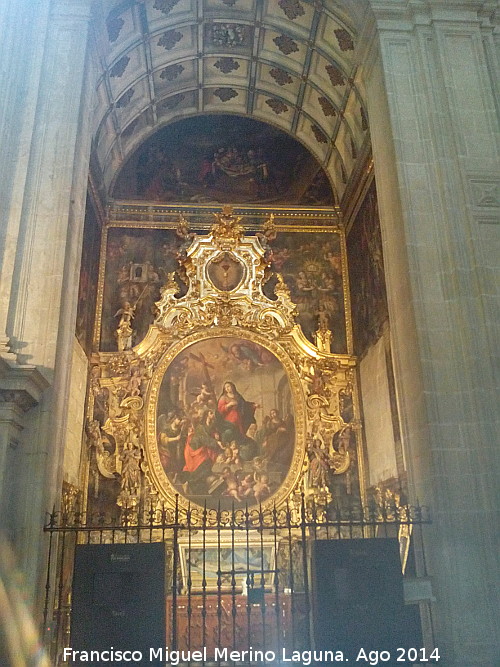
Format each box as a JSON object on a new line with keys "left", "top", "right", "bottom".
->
{"left": 0, "top": 357, "right": 48, "bottom": 434}
{"left": 0, "top": 357, "right": 49, "bottom": 413}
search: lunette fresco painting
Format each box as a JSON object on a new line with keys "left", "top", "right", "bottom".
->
{"left": 113, "top": 115, "right": 334, "bottom": 206}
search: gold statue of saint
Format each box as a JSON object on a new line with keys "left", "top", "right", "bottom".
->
{"left": 114, "top": 301, "right": 136, "bottom": 351}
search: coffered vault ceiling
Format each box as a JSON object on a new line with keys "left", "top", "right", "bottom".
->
{"left": 91, "top": 0, "right": 371, "bottom": 205}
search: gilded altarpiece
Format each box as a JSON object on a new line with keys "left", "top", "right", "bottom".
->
{"left": 83, "top": 207, "right": 364, "bottom": 518}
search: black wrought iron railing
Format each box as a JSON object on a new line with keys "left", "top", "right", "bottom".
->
{"left": 43, "top": 496, "right": 430, "bottom": 666}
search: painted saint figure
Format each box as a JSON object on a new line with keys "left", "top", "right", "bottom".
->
{"left": 217, "top": 381, "right": 258, "bottom": 436}
{"left": 157, "top": 412, "right": 185, "bottom": 472}
{"left": 183, "top": 410, "right": 222, "bottom": 473}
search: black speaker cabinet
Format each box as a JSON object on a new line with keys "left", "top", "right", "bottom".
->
{"left": 70, "top": 543, "right": 166, "bottom": 666}
{"left": 312, "top": 539, "right": 415, "bottom": 661}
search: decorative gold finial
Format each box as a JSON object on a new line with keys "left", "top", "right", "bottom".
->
{"left": 274, "top": 273, "right": 291, "bottom": 299}
{"left": 176, "top": 214, "right": 191, "bottom": 240}
{"left": 261, "top": 212, "right": 277, "bottom": 242}
{"left": 164, "top": 271, "right": 178, "bottom": 293}
{"left": 313, "top": 301, "right": 333, "bottom": 352}
{"left": 211, "top": 206, "right": 244, "bottom": 248}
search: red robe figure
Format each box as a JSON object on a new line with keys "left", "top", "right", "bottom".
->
{"left": 217, "top": 381, "right": 257, "bottom": 436}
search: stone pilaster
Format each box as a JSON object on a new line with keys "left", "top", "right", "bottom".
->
{"left": 0, "top": 0, "right": 51, "bottom": 356}
{"left": 0, "top": 357, "right": 48, "bottom": 542}
{"left": 0, "top": 0, "right": 95, "bottom": 605}
{"left": 364, "top": 1, "right": 500, "bottom": 664}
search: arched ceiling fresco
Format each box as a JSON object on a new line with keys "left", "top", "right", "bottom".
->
{"left": 112, "top": 114, "right": 336, "bottom": 205}
{"left": 91, "top": 0, "right": 371, "bottom": 205}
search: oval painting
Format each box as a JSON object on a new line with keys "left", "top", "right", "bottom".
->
{"left": 155, "top": 337, "right": 295, "bottom": 509}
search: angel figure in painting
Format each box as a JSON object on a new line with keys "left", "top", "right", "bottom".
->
{"left": 217, "top": 381, "right": 258, "bottom": 437}
{"left": 252, "top": 472, "right": 271, "bottom": 504}
{"left": 157, "top": 412, "right": 186, "bottom": 472}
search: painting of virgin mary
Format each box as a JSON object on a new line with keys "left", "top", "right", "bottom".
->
{"left": 155, "top": 337, "right": 295, "bottom": 509}
{"left": 217, "top": 381, "right": 257, "bottom": 437}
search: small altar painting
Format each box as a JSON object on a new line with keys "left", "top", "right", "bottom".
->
{"left": 156, "top": 337, "right": 295, "bottom": 509}
{"left": 206, "top": 252, "right": 245, "bottom": 291}
{"left": 179, "top": 541, "right": 275, "bottom": 592}
{"left": 264, "top": 231, "right": 347, "bottom": 353}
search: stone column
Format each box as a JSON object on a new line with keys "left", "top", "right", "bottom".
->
{"left": 363, "top": 1, "right": 500, "bottom": 664}
{"left": 0, "top": 0, "right": 95, "bottom": 605}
